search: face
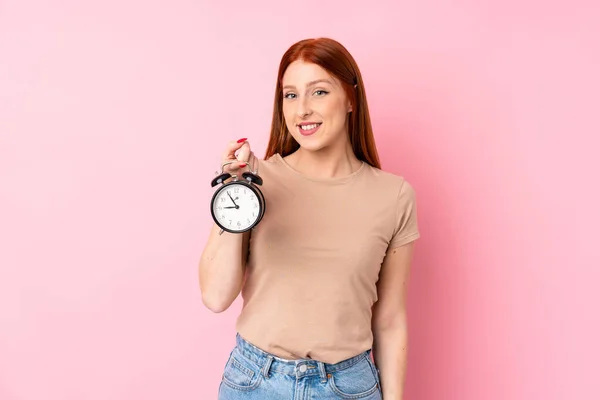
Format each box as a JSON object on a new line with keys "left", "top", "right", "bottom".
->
{"left": 281, "top": 60, "right": 352, "bottom": 152}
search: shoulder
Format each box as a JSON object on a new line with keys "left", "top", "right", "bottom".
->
{"left": 360, "top": 165, "right": 418, "bottom": 224}
{"left": 252, "top": 153, "right": 281, "bottom": 174}
{"left": 362, "top": 163, "right": 415, "bottom": 195}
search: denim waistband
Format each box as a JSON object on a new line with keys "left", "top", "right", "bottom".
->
{"left": 234, "top": 332, "right": 372, "bottom": 380}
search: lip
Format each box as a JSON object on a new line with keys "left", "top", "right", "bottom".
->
{"left": 297, "top": 122, "right": 322, "bottom": 136}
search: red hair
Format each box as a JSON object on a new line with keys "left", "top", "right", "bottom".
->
{"left": 263, "top": 38, "right": 381, "bottom": 169}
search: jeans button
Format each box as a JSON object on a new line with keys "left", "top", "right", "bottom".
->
{"left": 298, "top": 364, "right": 307, "bottom": 372}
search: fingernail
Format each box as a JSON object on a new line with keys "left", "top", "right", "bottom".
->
{"left": 239, "top": 163, "right": 247, "bottom": 167}
{"left": 237, "top": 138, "right": 247, "bottom": 143}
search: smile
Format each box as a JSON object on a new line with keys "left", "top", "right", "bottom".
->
{"left": 297, "top": 122, "right": 322, "bottom": 136}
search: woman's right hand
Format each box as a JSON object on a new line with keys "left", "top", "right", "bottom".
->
{"left": 221, "top": 138, "right": 253, "bottom": 176}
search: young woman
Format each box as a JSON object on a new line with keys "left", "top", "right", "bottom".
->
{"left": 199, "top": 37, "right": 420, "bottom": 400}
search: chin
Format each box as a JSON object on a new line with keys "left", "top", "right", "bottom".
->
{"left": 296, "top": 138, "right": 329, "bottom": 153}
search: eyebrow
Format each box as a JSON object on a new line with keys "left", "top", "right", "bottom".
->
{"left": 282, "top": 79, "right": 334, "bottom": 90}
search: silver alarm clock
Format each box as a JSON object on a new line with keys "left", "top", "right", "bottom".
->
{"left": 210, "top": 160, "right": 265, "bottom": 234}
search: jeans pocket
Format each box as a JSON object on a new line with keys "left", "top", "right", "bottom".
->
{"left": 328, "top": 356, "right": 380, "bottom": 399}
{"left": 365, "top": 356, "right": 383, "bottom": 396}
{"left": 221, "top": 348, "right": 263, "bottom": 392}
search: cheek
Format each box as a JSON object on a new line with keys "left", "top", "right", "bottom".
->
{"left": 281, "top": 103, "right": 294, "bottom": 123}
{"left": 322, "top": 101, "right": 348, "bottom": 123}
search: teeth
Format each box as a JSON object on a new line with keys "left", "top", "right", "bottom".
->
{"left": 300, "top": 123, "right": 320, "bottom": 130}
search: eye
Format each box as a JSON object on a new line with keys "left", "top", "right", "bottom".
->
{"left": 314, "top": 90, "right": 329, "bottom": 96}
{"left": 284, "top": 92, "right": 296, "bottom": 99}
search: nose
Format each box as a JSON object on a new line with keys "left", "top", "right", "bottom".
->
{"left": 297, "top": 96, "right": 312, "bottom": 118}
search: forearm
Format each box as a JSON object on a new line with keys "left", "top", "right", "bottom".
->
{"left": 198, "top": 223, "right": 249, "bottom": 312}
{"left": 372, "top": 324, "right": 408, "bottom": 400}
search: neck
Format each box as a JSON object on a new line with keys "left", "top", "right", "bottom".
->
{"left": 285, "top": 138, "right": 362, "bottom": 179}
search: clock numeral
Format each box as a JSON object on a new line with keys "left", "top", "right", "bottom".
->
{"left": 237, "top": 221, "right": 241, "bottom": 227}
{"left": 234, "top": 187, "right": 239, "bottom": 194}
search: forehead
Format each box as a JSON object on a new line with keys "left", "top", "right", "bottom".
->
{"left": 282, "top": 60, "right": 335, "bottom": 86}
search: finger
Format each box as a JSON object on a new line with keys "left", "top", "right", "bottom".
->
{"left": 224, "top": 159, "right": 248, "bottom": 173}
{"left": 221, "top": 138, "right": 248, "bottom": 160}
{"left": 223, "top": 139, "right": 253, "bottom": 172}
{"left": 235, "top": 141, "right": 251, "bottom": 163}
{"left": 244, "top": 150, "right": 256, "bottom": 171}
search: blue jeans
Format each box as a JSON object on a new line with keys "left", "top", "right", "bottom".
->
{"left": 218, "top": 333, "right": 383, "bottom": 399}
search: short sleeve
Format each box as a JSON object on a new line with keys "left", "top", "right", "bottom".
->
{"left": 387, "top": 179, "right": 420, "bottom": 249}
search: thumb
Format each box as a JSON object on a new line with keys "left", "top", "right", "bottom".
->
{"left": 236, "top": 141, "right": 252, "bottom": 163}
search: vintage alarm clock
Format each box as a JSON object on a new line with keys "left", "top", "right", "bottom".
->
{"left": 210, "top": 160, "right": 265, "bottom": 234}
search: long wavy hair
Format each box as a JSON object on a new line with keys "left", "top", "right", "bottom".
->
{"left": 263, "top": 38, "right": 381, "bottom": 169}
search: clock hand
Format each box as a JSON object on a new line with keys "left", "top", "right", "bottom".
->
{"left": 223, "top": 206, "right": 238, "bottom": 209}
{"left": 227, "top": 192, "right": 238, "bottom": 207}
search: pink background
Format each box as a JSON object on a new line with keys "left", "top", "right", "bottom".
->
{"left": 1, "top": 1, "right": 598, "bottom": 399}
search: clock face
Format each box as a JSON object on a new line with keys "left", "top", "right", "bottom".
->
{"left": 212, "top": 182, "right": 262, "bottom": 232}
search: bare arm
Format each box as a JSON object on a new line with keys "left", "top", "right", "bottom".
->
{"left": 198, "top": 139, "right": 254, "bottom": 313}
{"left": 372, "top": 241, "right": 416, "bottom": 400}
{"left": 198, "top": 223, "right": 251, "bottom": 313}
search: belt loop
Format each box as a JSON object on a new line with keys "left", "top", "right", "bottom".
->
{"left": 262, "top": 355, "right": 274, "bottom": 379}
{"left": 318, "top": 361, "right": 327, "bottom": 383}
